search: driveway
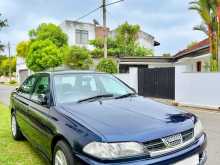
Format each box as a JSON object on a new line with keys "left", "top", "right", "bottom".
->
{"left": 179, "top": 107, "right": 220, "bottom": 165}
{"left": 154, "top": 99, "right": 220, "bottom": 165}
{"left": 0, "top": 84, "right": 16, "bottom": 106}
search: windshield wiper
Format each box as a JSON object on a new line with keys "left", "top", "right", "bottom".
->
{"left": 77, "top": 94, "right": 114, "bottom": 103}
{"left": 115, "top": 93, "right": 136, "bottom": 99}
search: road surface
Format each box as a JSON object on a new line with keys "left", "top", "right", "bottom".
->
{"left": 0, "top": 84, "right": 16, "bottom": 106}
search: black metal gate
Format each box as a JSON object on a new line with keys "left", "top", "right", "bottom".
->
{"left": 138, "top": 67, "right": 175, "bottom": 99}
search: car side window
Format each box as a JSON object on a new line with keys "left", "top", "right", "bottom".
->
{"left": 31, "top": 75, "right": 49, "bottom": 104}
{"left": 19, "top": 76, "right": 37, "bottom": 98}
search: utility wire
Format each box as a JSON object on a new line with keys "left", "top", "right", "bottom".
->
{"left": 75, "top": 6, "right": 102, "bottom": 21}
{"left": 75, "top": 0, "right": 124, "bottom": 21}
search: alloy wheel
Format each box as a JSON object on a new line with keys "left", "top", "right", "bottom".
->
{"left": 55, "top": 150, "right": 68, "bottom": 165}
{"left": 11, "top": 116, "right": 17, "bottom": 137}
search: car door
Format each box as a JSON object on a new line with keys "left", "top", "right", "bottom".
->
{"left": 28, "top": 73, "right": 54, "bottom": 156}
{"left": 14, "top": 75, "right": 37, "bottom": 138}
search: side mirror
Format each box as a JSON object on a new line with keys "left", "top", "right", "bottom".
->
{"left": 38, "top": 94, "right": 48, "bottom": 105}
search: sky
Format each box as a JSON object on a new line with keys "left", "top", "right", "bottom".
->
{"left": 0, "top": 0, "right": 206, "bottom": 56}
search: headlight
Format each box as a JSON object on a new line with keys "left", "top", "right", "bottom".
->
{"left": 83, "top": 142, "right": 147, "bottom": 160}
{"left": 194, "top": 119, "right": 204, "bottom": 138}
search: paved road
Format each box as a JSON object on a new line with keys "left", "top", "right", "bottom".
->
{"left": 179, "top": 107, "right": 220, "bottom": 165}
{"left": 0, "top": 84, "right": 16, "bottom": 105}
{"left": 0, "top": 86, "right": 219, "bottom": 164}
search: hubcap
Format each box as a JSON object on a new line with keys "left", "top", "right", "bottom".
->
{"left": 11, "top": 116, "right": 17, "bottom": 136}
{"left": 55, "top": 150, "right": 68, "bottom": 165}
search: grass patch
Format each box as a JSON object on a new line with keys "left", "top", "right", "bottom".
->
{"left": 0, "top": 104, "right": 47, "bottom": 165}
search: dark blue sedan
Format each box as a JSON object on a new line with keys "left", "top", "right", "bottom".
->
{"left": 10, "top": 71, "right": 207, "bottom": 165}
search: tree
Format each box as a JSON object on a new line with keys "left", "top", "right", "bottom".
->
{"left": 26, "top": 40, "right": 63, "bottom": 72}
{"left": 96, "top": 58, "right": 118, "bottom": 74}
{"left": 16, "top": 41, "right": 30, "bottom": 57}
{"left": 116, "top": 22, "right": 140, "bottom": 56}
{"left": 64, "top": 46, "right": 93, "bottom": 70}
{"left": 189, "top": 0, "right": 219, "bottom": 71}
{"left": 0, "top": 57, "right": 16, "bottom": 76}
{"left": 0, "top": 13, "right": 7, "bottom": 52}
{"left": 90, "top": 38, "right": 120, "bottom": 58}
{"left": 29, "top": 23, "right": 68, "bottom": 48}
{"left": 90, "top": 22, "right": 154, "bottom": 57}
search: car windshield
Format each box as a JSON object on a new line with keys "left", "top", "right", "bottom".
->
{"left": 53, "top": 73, "right": 134, "bottom": 104}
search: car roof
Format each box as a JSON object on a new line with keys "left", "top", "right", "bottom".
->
{"left": 36, "top": 69, "right": 103, "bottom": 76}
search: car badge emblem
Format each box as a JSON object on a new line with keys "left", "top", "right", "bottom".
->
{"left": 162, "top": 134, "right": 183, "bottom": 147}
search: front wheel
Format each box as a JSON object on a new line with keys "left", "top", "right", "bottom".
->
{"left": 11, "top": 112, "right": 24, "bottom": 140}
{"left": 53, "top": 141, "right": 75, "bottom": 165}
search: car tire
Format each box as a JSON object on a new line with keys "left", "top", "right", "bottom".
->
{"left": 53, "top": 140, "right": 75, "bottom": 165}
{"left": 11, "top": 112, "right": 24, "bottom": 140}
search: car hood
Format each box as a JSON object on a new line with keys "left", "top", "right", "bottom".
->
{"left": 57, "top": 97, "right": 195, "bottom": 142}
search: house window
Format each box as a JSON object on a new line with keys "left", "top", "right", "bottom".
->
{"left": 75, "top": 29, "right": 88, "bottom": 45}
{"left": 196, "top": 61, "right": 202, "bottom": 72}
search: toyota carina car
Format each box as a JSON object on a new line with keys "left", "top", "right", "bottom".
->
{"left": 10, "top": 70, "right": 207, "bottom": 165}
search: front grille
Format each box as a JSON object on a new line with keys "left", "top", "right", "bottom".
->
{"left": 182, "top": 128, "right": 194, "bottom": 142}
{"left": 144, "top": 139, "right": 166, "bottom": 152}
{"left": 144, "top": 129, "right": 194, "bottom": 153}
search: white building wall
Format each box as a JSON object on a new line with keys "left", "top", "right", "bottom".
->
{"left": 115, "top": 67, "right": 138, "bottom": 92}
{"left": 60, "top": 21, "right": 95, "bottom": 50}
{"left": 175, "top": 53, "right": 211, "bottom": 73}
{"left": 16, "top": 57, "right": 29, "bottom": 82}
{"left": 175, "top": 65, "right": 220, "bottom": 109}
{"left": 137, "top": 35, "right": 154, "bottom": 50}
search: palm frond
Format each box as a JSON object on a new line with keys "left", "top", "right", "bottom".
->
{"left": 193, "top": 24, "right": 209, "bottom": 35}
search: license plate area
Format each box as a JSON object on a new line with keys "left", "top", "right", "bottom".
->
{"left": 174, "top": 154, "right": 199, "bottom": 165}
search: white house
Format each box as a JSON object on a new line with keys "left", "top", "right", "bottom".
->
{"left": 60, "top": 20, "right": 160, "bottom": 51}
{"left": 16, "top": 21, "right": 162, "bottom": 82}
{"left": 174, "top": 39, "right": 211, "bottom": 73}
{"left": 60, "top": 21, "right": 98, "bottom": 50}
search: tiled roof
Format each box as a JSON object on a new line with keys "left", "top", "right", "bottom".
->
{"left": 174, "top": 38, "right": 209, "bottom": 59}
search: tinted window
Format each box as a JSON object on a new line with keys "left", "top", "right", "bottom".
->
{"left": 31, "top": 76, "right": 49, "bottom": 103}
{"left": 19, "top": 76, "right": 37, "bottom": 97}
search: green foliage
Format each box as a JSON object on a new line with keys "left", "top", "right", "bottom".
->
{"left": 26, "top": 40, "right": 63, "bottom": 72}
{"left": 210, "top": 59, "right": 218, "bottom": 72}
{"left": 163, "top": 53, "right": 172, "bottom": 57}
{"left": 0, "top": 57, "right": 16, "bottom": 76}
{"left": 90, "top": 22, "right": 154, "bottom": 57}
{"left": 0, "top": 104, "right": 47, "bottom": 165}
{"left": 96, "top": 58, "right": 118, "bottom": 74}
{"left": 9, "top": 80, "right": 17, "bottom": 84}
{"left": 116, "top": 22, "right": 140, "bottom": 56}
{"left": 134, "top": 46, "right": 154, "bottom": 57}
{"left": 0, "top": 13, "right": 7, "bottom": 52}
{"left": 29, "top": 23, "right": 68, "bottom": 48}
{"left": 90, "top": 38, "right": 120, "bottom": 58}
{"left": 189, "top": 0, "right": 220, "bottom": 71}
{"left": 187, "top": 41, "right": 198, "bottom": 48}
{"left": 64, "top": 46, "right": 93, "bottom": 70}
{"left": 16, "top": 41, "right": 30, "bottom": 57}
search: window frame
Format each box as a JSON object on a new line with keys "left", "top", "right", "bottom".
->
{"left": 18, "top": 75, "right": 38, "bottom": 99}
{"left": 30, "top": 73, "right": 51, "bottom": 106}
{"left": 75, "top": 29, "right": 89, "bottom": 45}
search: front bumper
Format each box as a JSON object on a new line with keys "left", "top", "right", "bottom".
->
{"left": 76, "top": 133, "right": 207, "bottom": 165}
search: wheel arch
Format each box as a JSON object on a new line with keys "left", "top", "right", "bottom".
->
{"left": 11, "top": 107, "right": 15, "bottom": 114}
{"left": 51, "top": 134, "right": 73, "bottom": 161}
